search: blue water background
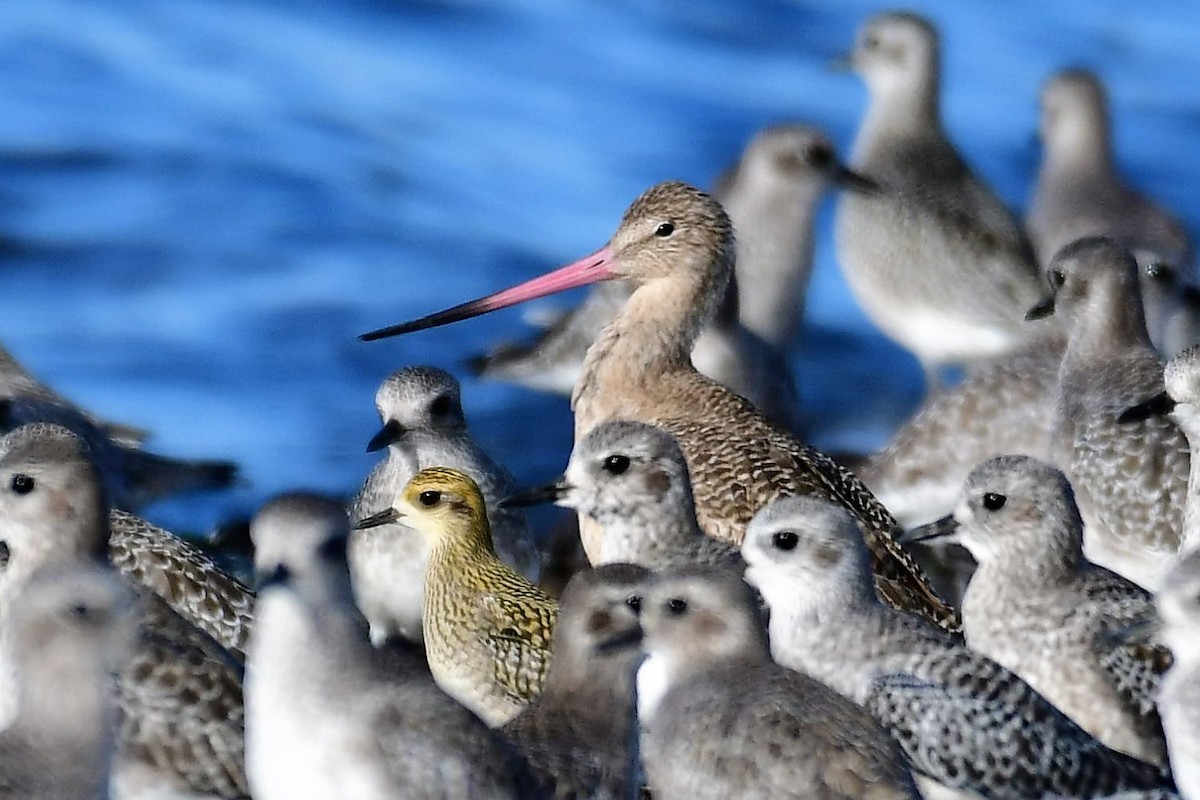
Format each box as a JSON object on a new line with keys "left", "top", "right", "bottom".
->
{"left": 3, "top": 0, "right": 1199, "bottom": 536}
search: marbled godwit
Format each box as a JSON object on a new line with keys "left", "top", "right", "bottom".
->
{"left": 349, "top": 366, "right": 536, "bottom": 646}
{"left": 361, "top": 180, "right": 956, "bottom": 631}
{"left": 501, "top": 563, "right": 650, "bottom": 800}
{"left": 902, "top": 455, "right": 1170, "bottom": 766}
{"left": 744, "top": 496, "right": 1170, "bottom": 799}
{"left": 247, "top": 493, "right": 533, "bottom": 800}
{"left": 355, "top": 467, "right": 557, "bottom": 726}
{"left": 468, "top": 125, "right": 842, "bottom": 432}
{"left": 835, "top": 12, "right": 1044, "bottom": 384}
{"left": 636, "top": 566, "right": 920, "bottom": 800}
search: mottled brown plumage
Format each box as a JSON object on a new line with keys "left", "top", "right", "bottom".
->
{"left": 109, "top": 509, "right": 254, "bottom": 659}
{"left": 357, "top": 467, "right": 557, "bottom": 726}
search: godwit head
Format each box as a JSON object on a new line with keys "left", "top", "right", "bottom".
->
{"left": 360, "top": 181, "right": 732, "bottom": 343}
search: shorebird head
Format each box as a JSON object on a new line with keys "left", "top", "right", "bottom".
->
{"left": 1026, "top": 238, "right": 1146, "bottom": 342}
{"left": 251, "top": 492, "right": 355, "bottom": 606}
{"left": 636, "top": 567, "right": 769, "bottom": 719}
{"left": 1158, "top": 345, "right": 1200, "bottom": 432}
{"left": 12, "top": 564, "right": 133, "bottom": 692}
{"left": 367, "top": 366, "right": 466, "bottom": 452}
{"left": 359, "top": 181, "right": 733, "bottom": 342}
{"left": 1039, "top": 68, "right": 1109, "bottom": 155}
{"left": 361, "top": 467, "right": 493, "bottom": 553}
{"left": 847, "top": 11, "right": 939, "bottom": 99}
{"left": 742, "top": 496, "right": 877, "bottom": 620}
{"left": 546, "top": 563, "right": 651, "bottom": 684}
{"left": 0, "top": 424, "right": 108, "bottom": 601}
{"left": 1156, "top": 549, "right": 1200, "bottom": 662}
{"left": 506, "top": 420, "right": 693, "bottom": 523}
{"left": 935, "top": 455, "right": 1084, "bottom": 568}
{"left": 730, "top": 125, "right": 843, "bottom": 192}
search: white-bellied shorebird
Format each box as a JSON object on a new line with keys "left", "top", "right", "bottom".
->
{"left": 350, "top": 366, "right": 536, "bottom": 646}
{"left": 744, "top": 495, "right": 1170, "bottom": 799}
{"left": 902, "top": 455, "right": 1171, "bottom": 766}
{"left": 1035, "top": 237, "right": 1187, "bottom": 589}
{"left": 247, "top": 492, "right": 533, "bottom": 800}
{"left": 502, "top": 563, "right": 650, "bottom": 800}
{"left": 835, "top": 11, "right": 1044, "bottom": 385}
{"left": 636, "top": 566, "right": 920, "bottom": 800}
{"left": 361, "top": 179, "right": 957, "bottom": 632}
{"left": 1154, "top": 549, "right": 1200, "bottom": 800}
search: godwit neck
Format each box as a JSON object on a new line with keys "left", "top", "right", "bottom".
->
{"left": 571, "top": 182, "right": 734, "bottom": 421}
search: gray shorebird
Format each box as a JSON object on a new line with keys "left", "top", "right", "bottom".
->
{"left": 1121, "top": 344, "right": 1200, "bottom": 557}
{"left": 502, "top": 563, "right": 651, "bottom": 800}
{"left": 468, "top": 125, "right": 842, "bottom": 432}
{"left": 0, "top": 566, "right": 133, "bottom": 800}
{"left": 247, "top": 492, "right": 532, "bottom": 800}
{"left": 744, "top": 495, "right": 1170, "bottom": 799}
{"left": 360, "top": 179, "right": 957, "bottom": 633}
{"left": 636, "top": 566, "right": 920, "bottom": 800}
{"left": 0, "top": 362, "right": 238, "bottom": 512}
{"left": 0, "top": 423, "right": 250, "bottom": 798}
{"left": 1154, "top": 550, "right": 1200, "bottom": 800}
{"left": 349, "top": 366, "right": 536, "bottom": 646}
{"left": 835, "top": 11, "right": 1044, "bottom": 383}
{"left": 1038, "top": 237, "right": 1187, "bottom": 589}
{"left": 0, "top": 343, "right": 147, "bottom": 446}
{"left": 1029, "top": 68, "right": 1196, "bottom": 358}
{"left": 902, "top": 455, "right": 1171, "bottom": 766}
{"left": 503, "top": 420, "right": 742, "bottom": 572}
{"left": 355, "top": 467, "right": 557, "bottom": 727}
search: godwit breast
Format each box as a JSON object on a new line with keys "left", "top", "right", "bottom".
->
{"left": 361, "top": 180, "right": 956, "bottom": 631}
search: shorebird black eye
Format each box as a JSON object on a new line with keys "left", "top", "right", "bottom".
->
{"left": 863, "top": 34, "right": 880, "bottom": 49}
{"left": 1048, "top": 269, "right": 1066, "bottom": 289}
{"left": 429, "top": 395, "right": 453, "bottom": 417}
{"left": 625, "top": 595, "right": 642, "bottom": 614}
{"left": 317, "top": 536, "right": 346, "bottom": 561}
{"left": 419, "top": 490, "right": 442, "bottom": 507}
{"left": 654, "top": 222, "right": 675, "bottom": 237}
{"left": 666, "top": 598, "right": 687, "bottom": 616}
{"left": 1146, "top": 262, "right": 1174, "bottom": 282}
{"left": 806, "top": 144, "right": 833, "bottom": 168}
{"left": 982, "top": 492, "right": 1007, "bottom": 511}
{"left": 602, "top": 455, "right": 631, "bottom": 475}
{"left": 772, "top": 531, "right": 799, "bottom": 551}
{"left": 70, "top": 604, "right": 91, "bottom": 620}
{"left": 10, "top": 474, "right": 34, "bottom": 495}
{"left": 0, "top": 542, "right": 9, "bottom": 570}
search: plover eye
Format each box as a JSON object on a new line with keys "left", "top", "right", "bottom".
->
{"left": 625, "top": 595, "right": 642, "bottom": 614}
{"left": 419, "top": 490, "right": 442, "bottom": 507}
{"left": 654, "top": 222, "right": 675, "bottom": 237}
{"left": 429, "top": 394, "right": 453, "bottom": 416}
{"left": 10, "top": 474, "right": 34, "bottom": 495}
{"left": 982, "top": 492, "right": 1007, "bottom": 511}
{"left": 806, "top": 144, "right": 833, "bottom": 168}
{"left": 602, "top": 455, "right": 631, "bottom": 475}
{"left": 772, "top": 531, "right": 799, "bottom": 551}
{"left": 1146, "top": 262, "right": 1175, "bottom": 283}
{"left": 666, "top": 598, "right": 688, "bottom": 616}
{"left": 1048, "top": 268, "right": 1066, "bottom": 289}
{"left": 0, "top": 542, "right": 9, "bottom": 570}
{"left": 862, "top": 34, "right": 880, "bottom": 49}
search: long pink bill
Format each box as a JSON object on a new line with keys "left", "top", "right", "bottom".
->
{"left": 360, "top": 245, "right": 616, "bottom": 341}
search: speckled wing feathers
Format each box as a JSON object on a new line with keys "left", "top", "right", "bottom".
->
{"left": 477, "top": 590, "right": 557, "bottom": 705}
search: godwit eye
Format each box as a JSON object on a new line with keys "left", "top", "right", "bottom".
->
{"left": 419, "top": 490, "right": 442, "bottom": 507}
{"left": 10, "top": 474, "right": 34, "bottom": 495}
{"left": 655, "top": 222, "right": 675, "bottom": 237}
{"left": 772, "top": 531, "right": 799, "bottom": 551}
{"left": 982, "top": 493, "right": 1007, "bottom": 511}
{"left": 602, "top": 455, "right": 631, "bottom": 475}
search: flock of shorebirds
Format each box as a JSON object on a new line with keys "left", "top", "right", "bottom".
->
{"left": 4, "top": 8, "right": 1200, "bottom": 800}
